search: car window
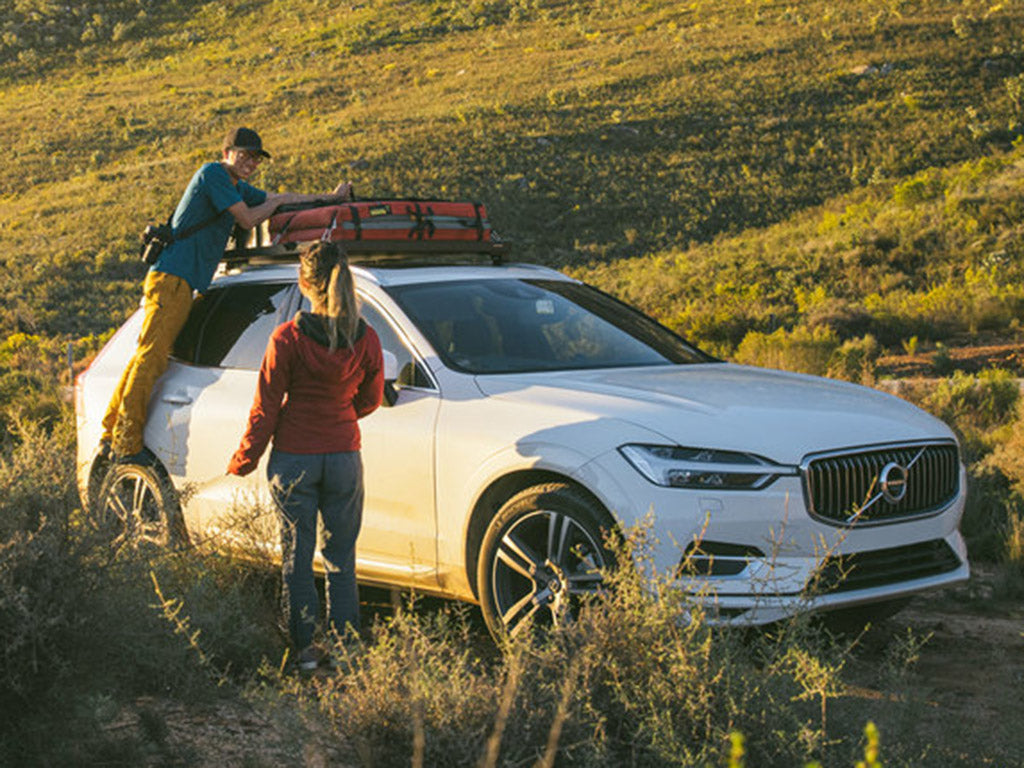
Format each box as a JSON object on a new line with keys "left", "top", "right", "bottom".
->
{"left": 173, "top": 283, "right": 295, "bottom": 369}
{"left": 358, "top": 301, "right": 433, "bottom": 388}
{"left": 386, "top": 279, "right": 713, "bottom": 374}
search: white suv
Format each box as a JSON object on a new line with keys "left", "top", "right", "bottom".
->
{"left": 75, "top": 253, "right": 969, "bottom": 638}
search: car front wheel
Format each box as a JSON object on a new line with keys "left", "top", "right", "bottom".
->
{"left": 478, "top": 483, "right": 613, "bottom": 641}
{"left": 96, "top": 462, "right": 186, "bottom": 549}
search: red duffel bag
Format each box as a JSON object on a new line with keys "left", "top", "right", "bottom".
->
{"left": 268, "top": 200, "right": 492, "bottom": 246}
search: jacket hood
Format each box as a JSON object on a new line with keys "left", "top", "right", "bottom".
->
{"left": 292, "top": 312, "right": 368, "bottom": 377}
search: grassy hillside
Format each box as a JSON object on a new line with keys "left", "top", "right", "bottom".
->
{"left": 577, "top": 150, "right": 1024, "bottom": 358}
{"left": 2, "top": 0, "right": 1023, "bottom": 348}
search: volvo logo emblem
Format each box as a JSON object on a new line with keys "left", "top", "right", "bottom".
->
{"left": 879, "top": 462, "right": 909, "bottom": 504}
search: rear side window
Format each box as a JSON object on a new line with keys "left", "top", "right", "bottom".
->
{"left": 173, "top": 283, "right": 296, "bottom": 369}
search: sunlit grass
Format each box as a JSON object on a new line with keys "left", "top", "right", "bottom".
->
{"left": 3, "top": 0, "right": 1024, "bottom": 351}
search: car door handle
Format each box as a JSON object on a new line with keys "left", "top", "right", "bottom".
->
{"left": 162, "top": 393, "right": 193, "bottom": 405}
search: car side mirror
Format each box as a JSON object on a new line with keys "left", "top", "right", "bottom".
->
{"left": 382, "top": 349, "right": 399, "bottom": 407}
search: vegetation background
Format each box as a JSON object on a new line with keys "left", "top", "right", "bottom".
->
{"left": 1, "top": 0, "right": 1023, "bottom": 765}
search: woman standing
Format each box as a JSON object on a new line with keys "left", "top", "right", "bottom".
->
{"left": 228, "top": 242, "right": 383, "bottom": 671}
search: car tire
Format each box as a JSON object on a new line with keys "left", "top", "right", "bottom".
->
{"left": 86, "top": 454, "right": 113, "bottom": 514}
{"left": 95, "top": 461, "right": 187, "bottom": 550}
{"left": 477, "top": 483, "right": 614, "bottom": 641}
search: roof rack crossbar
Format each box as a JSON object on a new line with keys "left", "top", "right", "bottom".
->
{"left": 221, "top": 240, "right": 506, "bottom": 268}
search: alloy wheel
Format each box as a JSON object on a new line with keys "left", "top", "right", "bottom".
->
{"left": 490, "top": 509, "right": 606, "bottom": 637}
{"left": 99, "top": 465, "right": 175, "bottom": 548}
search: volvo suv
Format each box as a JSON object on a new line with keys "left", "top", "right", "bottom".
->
{"left": 75, "top": 250, "right": 969, "bottom": 638}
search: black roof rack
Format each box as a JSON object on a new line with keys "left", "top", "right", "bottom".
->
{"left": 221, "top": 239, "right": 506, "bottom": 269}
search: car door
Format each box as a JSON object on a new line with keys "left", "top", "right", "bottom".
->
{"left": 146, "top": 280, "right": 300, "bottom": 552}
{"left": 319, "top": 296, "right": 440, "bottom": 588}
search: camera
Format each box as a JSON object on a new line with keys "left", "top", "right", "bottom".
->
{"left": 140, "top": 223, "right": 174, "bottom": 265}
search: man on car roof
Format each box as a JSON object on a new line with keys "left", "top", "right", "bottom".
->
{"left": 101, "top": 126, "right": 354, "bottom": 463}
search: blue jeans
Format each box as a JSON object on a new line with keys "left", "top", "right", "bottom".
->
{"left": 268, "top": 449, "right": 363, "bottom": 650}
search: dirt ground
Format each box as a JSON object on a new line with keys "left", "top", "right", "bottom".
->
{"left": 876, "top": 337, "right": 1024, "bottom": 378}
{"left": 898, "top": 572, "right": 1023, "bottom": 729}
{"left": 843, "top": 564, "right": 1024, "bottom": 766}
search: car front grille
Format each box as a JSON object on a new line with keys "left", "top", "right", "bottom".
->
{"left": 811, "top": 539, "right": 963, "bottom": 594}
{"left": 803, "top": 442, "right": 960, "bottom": 526}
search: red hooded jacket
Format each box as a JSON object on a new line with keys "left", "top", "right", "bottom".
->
{"left": 227, "top": 313, "right": 384, "bottom": 476}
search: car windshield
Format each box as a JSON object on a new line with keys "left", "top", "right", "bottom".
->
{"left": 385, "top": 278, "right": 714, "bottom": 374}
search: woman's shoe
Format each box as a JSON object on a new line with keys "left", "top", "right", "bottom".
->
{"left": 297, "top": 645, "right": 322, "bottom": 672}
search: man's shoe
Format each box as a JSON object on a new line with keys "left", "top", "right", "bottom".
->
{"left": 115, "top": 447, "right": 156, "bottom": 466}
{"left": 97, "top": 440, "right": 113, "bottom": 462}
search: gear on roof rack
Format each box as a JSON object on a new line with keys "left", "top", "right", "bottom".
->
{"left": 270, "top": 199, "right": 492, "bottom": 246}
{"left": 224, "top": 197, "right": 504, "bottom": 267}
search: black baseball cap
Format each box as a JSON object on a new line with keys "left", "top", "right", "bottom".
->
{"left": 222, "top": 127, "right": 271, "bottom": 158}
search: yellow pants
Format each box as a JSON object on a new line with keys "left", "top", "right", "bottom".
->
{"left": 102, "top": 270, "right": 193, "bottom": 456}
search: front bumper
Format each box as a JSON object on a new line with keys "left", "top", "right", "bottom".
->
{"left": 573, "top": 449, "right": 969, "bottom": 623}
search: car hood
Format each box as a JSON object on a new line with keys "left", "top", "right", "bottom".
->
{"left": 474, "top": 363, "right": 955, "bottom": 464}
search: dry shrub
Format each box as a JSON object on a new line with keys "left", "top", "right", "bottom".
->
{"left": 0, "top": 415, "right": 83, "bottom": 710}
{"left": 804, "top": 298, "right": 874, "bottom": 340}
{"left": 0, "top": 411, "right": 281, "bottom": 764}
{"left": 827, "top": 335, "right": 880, "bottom": 384}
{"left": 983, "top": 400, "right": 1024, "bottom": 496}
{"left": 895, "top": 370, "right": 1022, "bottom": 563}
{"left": 978, "top": 407, "right": 1024, "bottom": 584}
{"left": 734, "top": 325, "right": 840, "bottom": 376}
{"left": 997, "top": 509, "right": 1024, "bottom": 598}
{"left": 272, "top": 528, "right": 858, "bottom": 767}
{"left": 925, "top": 369, "right": 1020, "bottom": 432}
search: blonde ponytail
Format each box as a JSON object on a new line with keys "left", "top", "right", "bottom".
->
{"left": 300, "top": 242, "right": 360, "bottom": 352}
{"left": 327, "top": 264, "right": 341, "bottom": 353}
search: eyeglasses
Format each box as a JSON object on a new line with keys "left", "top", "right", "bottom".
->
{"left": 235, "top": 149, "right": 264, "bottom": 164}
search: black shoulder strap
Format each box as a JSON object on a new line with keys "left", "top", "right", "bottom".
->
{"left": 171, "top": 208, "right": 226, "bottom": 242}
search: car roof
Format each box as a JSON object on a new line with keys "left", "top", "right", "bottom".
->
{"left": 213, "top": 260, "right": 575, "bottom": 288}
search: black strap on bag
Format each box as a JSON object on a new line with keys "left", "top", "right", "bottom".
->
{"left": 405, "top": 203, "right": 436, "bottom": 240}
{"left": 347, "top": 204, "right": 363, "bottom": 241}
{"left": 472, "top": 202, "right": 485, "bottom": 241}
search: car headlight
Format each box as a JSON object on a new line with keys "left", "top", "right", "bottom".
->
{"left": 618, "top": 444, "right": 797, "bottom": 490}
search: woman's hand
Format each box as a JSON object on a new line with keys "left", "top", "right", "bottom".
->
{"left": 227, "top": 452, "right": 256, "bottom": 476}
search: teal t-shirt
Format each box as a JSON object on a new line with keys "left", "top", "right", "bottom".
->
{"left": 152, "top": 162, "right": 267, "bottom": 293}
